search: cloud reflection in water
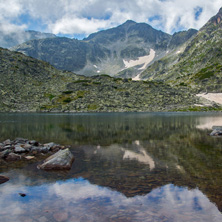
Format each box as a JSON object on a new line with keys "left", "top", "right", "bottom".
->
{"left": 0, "top": 177, "right": 221, "bottom": 222}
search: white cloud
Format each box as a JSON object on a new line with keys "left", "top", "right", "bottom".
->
{"left": 48, "top": 16, "right": 111, "bottom": 35}
{"left": 0, "top": 0, "right": 221, "bottom": 36}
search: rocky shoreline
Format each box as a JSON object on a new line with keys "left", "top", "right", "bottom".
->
{"left": 0, "top": 138, "right": 66, "bottom": 161}
{"left": 0, "top": 138, "right": 75, "bottom": 184}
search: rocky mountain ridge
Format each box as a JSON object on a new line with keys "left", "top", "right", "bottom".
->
{"left": 140, "top": 7, "right": 222, "bottom": 93}
{"left": 0, "top": 29, "right": 56, "bottom": 49}
{"left": 12, "top": 20, "right": 197, "bottom": 78}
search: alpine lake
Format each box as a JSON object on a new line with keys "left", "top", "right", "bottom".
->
{"left": 0, "top": 112, "right": 222, "bottom": 222}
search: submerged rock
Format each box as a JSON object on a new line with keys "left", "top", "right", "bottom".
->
{"left": 0, "top": 175, "right": 9, "bottom": 184}
{"left": 210, "top": 126, "right": 222, "bottom": 136}
{"left": 38, "top": 148, "right": 74, "bottom": 170}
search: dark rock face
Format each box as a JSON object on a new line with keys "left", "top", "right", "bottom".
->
{"left": 38, "top": 148, "right": 74, "bottom": 170}
{"left": 0, "top": 175, "right": 9, "bottom": 184}
{"left": 12, "top": 20, "right": 197, "bottom": 77}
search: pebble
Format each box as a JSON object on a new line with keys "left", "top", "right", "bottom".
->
{"left": 25, "top": 156, "right": 35, "bottom": 160}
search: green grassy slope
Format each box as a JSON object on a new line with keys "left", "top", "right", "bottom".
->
{"left": 0, "top": 48, "right": 199, "bottom": 112}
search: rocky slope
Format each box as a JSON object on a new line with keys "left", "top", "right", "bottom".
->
{"left": 0, "top": 29, "right": 56, "bottom": 49}
{"left": 141, "top": 8, "right": 222, "bottom": 93}
{"left": 12, "top": 21, "right": 197, "bottom": 78}
{"left": 0, "top": 47, "right": 201, "bottom": 112}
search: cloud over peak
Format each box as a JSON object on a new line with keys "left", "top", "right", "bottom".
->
{"left": 0, "top": 0, "right": 221, "bottom": 38}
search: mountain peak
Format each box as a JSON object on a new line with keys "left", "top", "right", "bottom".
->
{"left": 121, "top": 20, "right": 137, "bottom": 28}
{"left": 123, "top": 20, "right": 136, "bottom": 25}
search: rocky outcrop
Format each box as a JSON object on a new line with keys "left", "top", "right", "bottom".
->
{"left": 38, "top": 148, "right": 74, "bottom": 170}
{"left": 210, "top": 126, "right": 222, "bottom": 136}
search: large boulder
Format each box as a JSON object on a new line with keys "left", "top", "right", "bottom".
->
{"left": 38, "top": 148, "right": 74, "bottom": 170}
{"left": 210, "top": 126, "right": 222, "bottom": 136}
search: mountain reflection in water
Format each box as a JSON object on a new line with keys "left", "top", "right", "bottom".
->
{"left": 0, "top": 177, "right": 221, "bottom": 222}
{"left": 0, "top": 112, "right": 222, "bottom": 221}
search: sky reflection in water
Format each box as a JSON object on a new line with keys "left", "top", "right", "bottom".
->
{"left": 0, "top": 112, "right": 222, "bottom": 221}
{"left": 0, "top": 177, "right": 222, "bottom": 222}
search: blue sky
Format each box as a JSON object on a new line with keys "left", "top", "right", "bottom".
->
{"left": 0, "top": 0, "right": 221, "bottom": 39}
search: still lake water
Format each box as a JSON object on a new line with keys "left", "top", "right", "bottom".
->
{"left": 0, "top": 112, "right": 222, "bottom": 222}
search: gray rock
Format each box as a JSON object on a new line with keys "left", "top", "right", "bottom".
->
{"left": 23, "top": 143, "right": 32, "bottom": 150}
{"left": 0, "top": 145, "right": 11, "bottom": 151}
{"left": 43, "top": 142, "right": 56, "bottom": 150}
{"left": 29, "top": 140, "right": 39, "bottom": 146}
{"left": 3, "top": 145, "right": 12, "bottom": 149}
{"left": 6, "top": 153, "right": 21, "bottom": 161}
{"left": 38, "top": 148, "right": 74, "bottom": 170}
{"left": 30, "top": 146, "right": 41, "bottom": 153}
{"left": 0, "top": 149, "right": 11, "bottom": 158}
{"left": 0, "top": 175, "right": 9, "bottom": 184}
{"left": 14, "top": 145, "right": 26, "bottom": 153}
{"left": 210, "top": 129, "right": 222, "bottom": 136}
{"left": 15, "top": 138, "right": 27, "bottom": 144}
{"left": 39, "top": 146, "right": 50, "bottom": 153}
{"left": 3, "top": 139, "right": 11, "bottom": 146}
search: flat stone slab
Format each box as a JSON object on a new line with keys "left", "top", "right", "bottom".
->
{"left": 38, "top": 148, "right": 74, "bottom": 170}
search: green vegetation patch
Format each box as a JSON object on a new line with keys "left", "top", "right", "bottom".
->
{"left": 63, "top": 97, "right": 72, "bottom": 103}
{"left": 44, "top": 93, "right": 55, "bottom": 101}
{"left": 193, "top": 66, "right": 217, "bottom": 80}
{"left": 174, "top": 106, "right": 222, "bottom": 112}
{"left": 76, "top": 90, "right": 87, "bottom": 98}
{"left": 113, "top": 78, "right": 123, "bottom": 82}
{"left": 100, "top": 74, "right": 112, "bottom": 78}
{"left": 73, "top": 79, "right": 90, "bottom": 84}
{"left": 92, "top": 81, "right": 101, "bottom": 85}
{"left": 88, "top": 104, "right": 99, "bottom": 111}
{"left": 179, "top": 82, "right": 187, "bottom": 86}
